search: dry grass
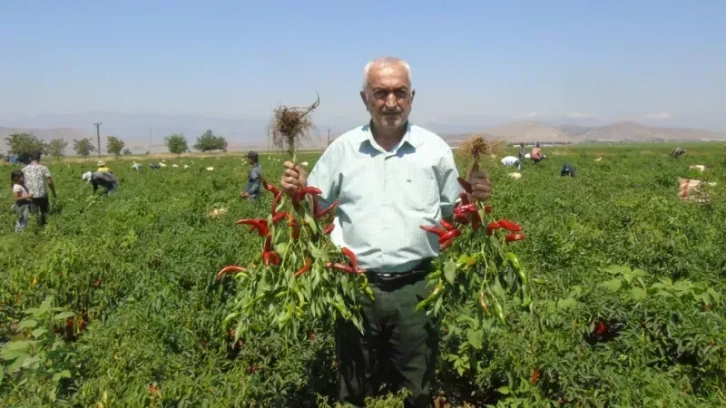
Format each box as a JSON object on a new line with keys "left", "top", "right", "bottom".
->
{"left": 267, "top": 94, "right": 320, "bottom": 160}
{"left": 455, "top": 133, "right": 506, "bottom": 174}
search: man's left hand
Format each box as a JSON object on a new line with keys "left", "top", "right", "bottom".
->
{"left": 240, "top": 192, "right": 249, "bottom": 199}
{"left": 467, "top": 169, "right": 491, "bottom": 201}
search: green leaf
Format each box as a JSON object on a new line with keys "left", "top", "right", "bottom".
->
{"left": 52, "top": 370, "right": 71, "bottom": 382}
{"left": 1, "top": 340, "right": 35, "bottom": 353}
{"left": 0, "top": 366, "right": 4, "bottom": 386}
{"left": 53, "top": 311, "right": 75, "bottom": 321}
{"left": 17, "top": 320, "right": 38, "bottom": 330}
{"left": 6, "top": 353, "right": 28, "bottom": 373}
{"left": 31, "top": 328, "right": 48, "bottom": 338}
{"left": 557, "top": 297, "right": 577, "bottom": 310}
{"left": 604, "top": 265, "right": 629, "bottom": 275}
{"left": 466, "top": 329, "right": 483, "bottom": 350}
{"left": 707, "top": 288, "right": 721, "bottom": 304}
{"left": 497, "top": 386, "right": 511, "bottom": 395}
{"left": 599, "top": 279, "right": 623, "bottom": 292}
{"left": 630, "top": 287, "right": 647, "bottom": 300}
{"left": 21, "top": 356, "right": 41, "bottom": 369}
{"left": 444, "top": 260, "right": 456, "bottom": 285}
{"left": 304, "top": 212, "right": 318, "bottom": 234}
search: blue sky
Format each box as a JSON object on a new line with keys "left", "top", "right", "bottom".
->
{"left": 1, "top": 1, "right": 725, "bottom": 131}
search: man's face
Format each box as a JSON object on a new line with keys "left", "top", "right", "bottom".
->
{"left": 360, "top": 63, "right": 415, "bottom": 131}
{"left": 247, "top": 157, "right": 254, "bottom": 165}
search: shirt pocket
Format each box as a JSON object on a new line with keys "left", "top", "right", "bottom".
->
{"left": 398, "top": 162, "right": 439, "bottom": 213}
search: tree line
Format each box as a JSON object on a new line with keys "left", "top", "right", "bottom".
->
{"left": 3, "top": 129, "right": 229, "bottom": 162}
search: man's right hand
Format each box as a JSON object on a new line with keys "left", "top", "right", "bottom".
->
{"left": 281, "top": 161, "right": 308, "bottom": 195}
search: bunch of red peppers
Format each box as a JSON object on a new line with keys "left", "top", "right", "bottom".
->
{"left": 417, "top": 176, "right": 533, "bottom": 326}
{"left": 215, "top": 178, "right": 373, "bottom": 343}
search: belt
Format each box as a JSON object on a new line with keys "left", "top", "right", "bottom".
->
{"left": 365, "top": 258, "right": 434, "bottom": 286}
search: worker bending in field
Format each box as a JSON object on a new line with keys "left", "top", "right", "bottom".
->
{"left": 240, "top": 151, "right": 262, "bottom": 200}
{"left": 670, "top": 147, "right": 686, "bottom": 159}
{"left": 531, "top": 143, "right": 544, "bottom": 163}
{"left": 560, "top": 163, "right": 575, "bottom": 177}
{"left": 281, "top": 57, "right": 491, "bottom": 408}
{"left": 501, "top": 155, "right": 521, "bottom": 171}
{"left": 82, "top": 171, "right": 119, "bottom": 195}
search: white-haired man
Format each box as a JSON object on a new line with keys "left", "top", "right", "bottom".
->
{"left": 280, "top": 56, "right": 492, "bottom": 407}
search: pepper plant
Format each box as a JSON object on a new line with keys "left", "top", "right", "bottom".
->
{"left": 216, "top": 96, "right": 373, "bottom": 345}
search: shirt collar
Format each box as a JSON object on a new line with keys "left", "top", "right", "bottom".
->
{"left": 359, "top": 121, "right": 418, "bottom": 153}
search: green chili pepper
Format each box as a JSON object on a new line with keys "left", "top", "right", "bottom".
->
{"left": 491, "top": 295, "right": 506, "bottom": 325}
{"left": 415, "top": 284, "right": 444, "bottom": 312}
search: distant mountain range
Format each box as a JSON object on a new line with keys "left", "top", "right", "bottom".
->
{"left": 1, "top": 111, "right": 725, "bottom": 155}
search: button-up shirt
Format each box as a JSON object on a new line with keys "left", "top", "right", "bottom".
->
{"left": 307, "top": 122, "right": 463, "bottom": 273}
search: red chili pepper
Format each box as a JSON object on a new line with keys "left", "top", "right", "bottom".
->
{"left": 453, "top": 214, "right": 470, "bottom": 225}
{"left": 341, "top": 247, "right": 358, "bottom": 271}
{"left": 289, "top": 217, "right": 300, "bottom": 240}
{"left": 530, "top": 368, "right": 540, "bottom": 383}
{"left": 271, "top": 192, "right": 282, "bottom": 216}
{"left": 148, "top": 385, "right": 159, "bottom": 395}
{"left": 439, "top": 238, "right": 454, "bottom": 251}
{"left": 316, "top": 198, "right": 339, "bottom": 219}
{"left": 419, "top": 225, "right": 447, "bottom": 237}
{"left": 295, "top": 186, "right": 323, "bottom": 203}
{"left": 505, "top": 233, "right": 526, "bottom": 242}
{"left": 249, "top": 364, "right": 258, "bottom": 374}
{"left": 308, "top": 330, "right": 316, "bottom": 341}
{"left": 324, "top": 262, "right": 363, "bottom": 274}
{"left": 323, "top": 223, "right": 334, "bottom": 235}
{"left": 215, "top": 265, "right": 247, "bottom": 280}
{"left": 498, "top": 219, "right": 522, "bottom": 232}
{"left": 272, "top": 211, "right": 288, "bottom": 224}
{"left": 457, "top": 177, "right": 472, "bottom": 193}
{"left": 93, "top": 278, "right": 101, "bottom": 288}
{"left": 264, "top": 235, "right": 272, "bottom": 252}
{"left": 294, "top": 258, "right": 312, "bottom": 278}
{"left": 454, "top": 203, "right": 477, "bottom": 215}
{"left": 236, "top": 218, "right": 269, "bottom": 237}
{"left": 471, "top": 211, "right": 482, "bottom": 231}
{"left": 459, "top": 192, "right": 470, "bottom": 206}
{"left": 485, "top": 205, "right": 492, "bottom": 214}
{"left": 438, "top": 229, "right": 461, "bottom": 244}
{"left": 263, "top": 179, "right": 281, "bottom": 197}
{"left": 440, "top": 219, "right": 456, "bottom": 231}
{"left": 485, "top": 221, "right": 501, "bottom": 236}
{"left": 596, "top": 321, "right": 607, "bottom": 335}
{"left": 263, "top": 251, "right": 281, "bottom": 266}
{"left": 66, "top": 318, "right": 74, "bottom": 328}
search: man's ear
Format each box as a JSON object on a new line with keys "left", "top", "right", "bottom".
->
{"left": 360, "top": 91, "right": 369, "bottom": 112}
{"left": 410, "top": 88, "right": 416, "bottom": 103}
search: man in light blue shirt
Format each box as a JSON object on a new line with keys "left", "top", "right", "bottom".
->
{"left": 281, "top": 56, "right": 491, "bottom": 408}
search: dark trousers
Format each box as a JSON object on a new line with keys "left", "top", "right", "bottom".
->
{"left": 30, "top": 196, "right": 49, "bottom": 226}
{"left": 335, "top": 266, "right": 440, "bottom": 408}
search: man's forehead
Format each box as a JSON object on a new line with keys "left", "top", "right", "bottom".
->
{"left": 367, "top": 65, "right": 410, "bottom": 88}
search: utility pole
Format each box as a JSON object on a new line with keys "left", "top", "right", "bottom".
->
{"left": 93, "top": 122, "right": 102, "bottom": 157}
{"left": 148, "top": 127, "right": 153, "bottom": 153}
{"left": 327, "top": 128, "right": 331, "bottom": 146}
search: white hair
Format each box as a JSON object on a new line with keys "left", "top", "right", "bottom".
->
{"left": 362, "top": 57, "right": 412, "bottom": 91}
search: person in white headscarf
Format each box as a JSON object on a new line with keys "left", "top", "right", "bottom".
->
{"left": 82, "top": 171, "right": 119, "bottom": 195}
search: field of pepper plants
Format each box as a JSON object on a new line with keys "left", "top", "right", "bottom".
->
{"left": 1, "top": 142, "right": 725, "bottom": 407}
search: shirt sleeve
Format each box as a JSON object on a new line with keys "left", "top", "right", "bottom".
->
{"left": 306, "top": 144, "right": 339, "bottom": 207}
{"left": 43, "top": 166, "right": 51, "bottom": 178}
{"left": 438, "top": 147, "right": 464, "bottom": 218}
